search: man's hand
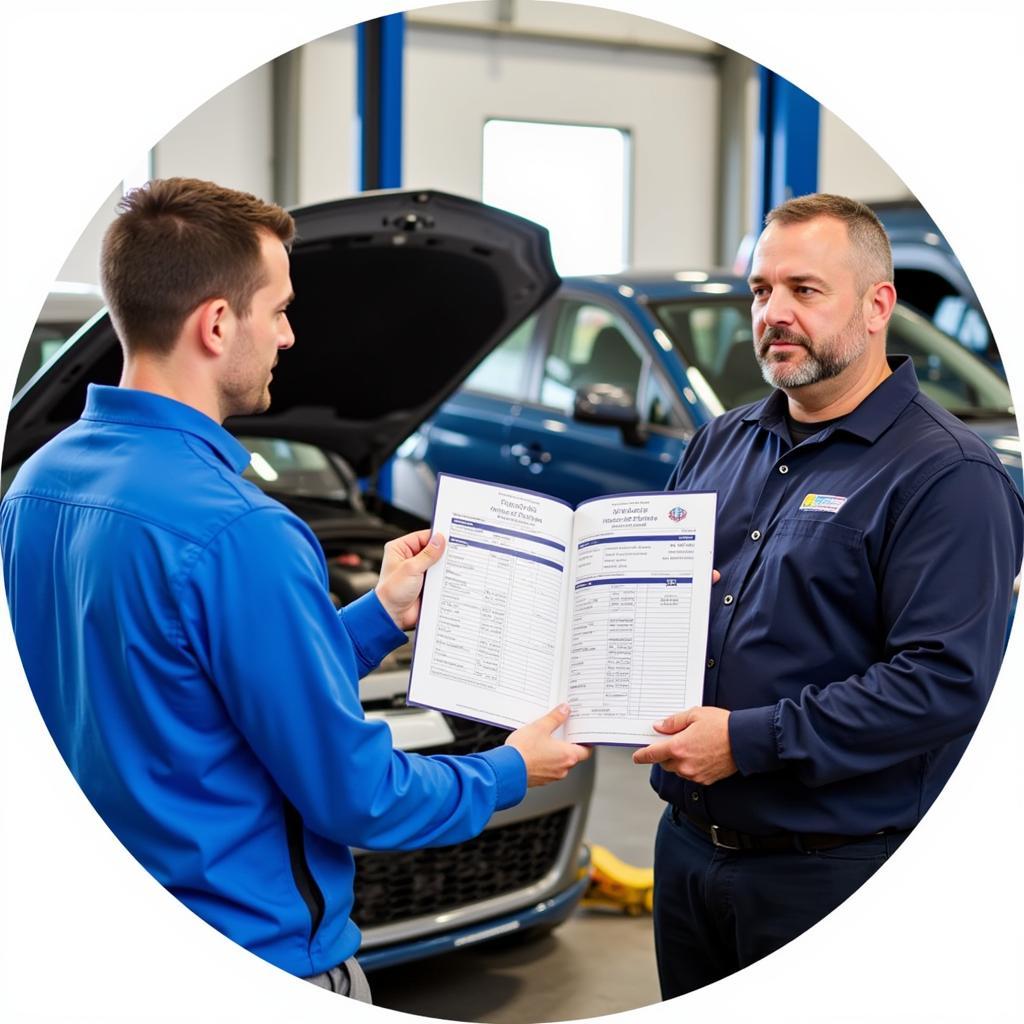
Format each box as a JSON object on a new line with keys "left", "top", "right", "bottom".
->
{"left": 632, "top": 706, "right": 736, "bottom": 785}
{"left": 505, "top": 704, "right": 592, "bottom": 787}
{"left": 375, "top": 530, "right": 446, "bottom": 629}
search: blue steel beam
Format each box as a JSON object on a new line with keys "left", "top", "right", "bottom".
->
{"left": 754, "top": 66, "right": 820, "bottom": 225}
{"left": 378, "top": 14, "right": 404, "bottom": 189}
{"left": 356, "top": 14, "right": 405, "bottom": 501}
{"left": 356, "top": 14, "right": 405, "bottom": 191}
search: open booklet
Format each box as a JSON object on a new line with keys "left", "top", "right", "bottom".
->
{"left": 406, "top": 474, "right": 717, "bottom": 745}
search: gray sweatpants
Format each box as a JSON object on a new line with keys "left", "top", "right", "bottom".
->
{"left": 304, "top": 957, "right": 373, "bottom": 1003}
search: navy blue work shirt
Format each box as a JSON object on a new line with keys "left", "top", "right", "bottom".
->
{"left": 654, "top": 357, "right": 1024, "bottom": 836}
{"left": 1, "top": 384, "right": 527, "bottom": 976}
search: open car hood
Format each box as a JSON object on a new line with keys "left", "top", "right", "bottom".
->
{"left": 5, "top": 190, "right": 560, "bottom": 478}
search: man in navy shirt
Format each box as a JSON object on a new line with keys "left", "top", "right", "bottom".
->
{"left": 1, "top": 178, "right": 590, "bottom": 998}
{"left": 633, "top": 194, "right": 1024, "bottom": 997}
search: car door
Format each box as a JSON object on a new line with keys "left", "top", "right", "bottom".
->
{"left": 506, "top": 296, "right": 688, "bottom": 505}
{"left": 419, "top": 311, "right": 544, "bottom": 490}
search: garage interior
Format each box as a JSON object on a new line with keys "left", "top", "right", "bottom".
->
{"left": 20, "top": 3, "right": 966, "bottom": 1024}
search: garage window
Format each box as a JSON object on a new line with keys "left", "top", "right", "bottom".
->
{"left": 482, "top": 119, "right": 630, "bottom": 276}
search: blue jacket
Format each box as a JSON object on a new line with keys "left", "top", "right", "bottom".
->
{"left": 1, "top": 384, "right": 527, "bottom": 976}
{"left": 655, "top": 358, "right": 1024, "bottom": 835}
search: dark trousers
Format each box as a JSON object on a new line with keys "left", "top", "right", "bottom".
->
{"left": 653, "top": 805, "right": 907, "bottom": 999}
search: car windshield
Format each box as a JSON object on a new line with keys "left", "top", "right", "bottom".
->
{"left": 237, "top": 436, "right": 352, "bottom": 503}
{"left": 650, "top": 299, "right": 1013, "bottom": 418}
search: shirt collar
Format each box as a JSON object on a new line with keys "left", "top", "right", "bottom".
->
{"left": 81, "top": 384, "right": 253, "bottom": 474}
{"left": 740, "top": 355, "right": 919, "bottom": 444}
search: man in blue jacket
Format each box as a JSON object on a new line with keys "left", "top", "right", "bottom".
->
{"left": 1, "top": 177, "right": 590, "bottom": 999}
{"left": 633, "top": 193, "right": 1024, "bottom": 997}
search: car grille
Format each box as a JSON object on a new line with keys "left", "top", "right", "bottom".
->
{"left": 418, "top": 714, "right": 511, "bottom": 755}
{"left": 352, "top": 809, "right": 571, "bottom": 929}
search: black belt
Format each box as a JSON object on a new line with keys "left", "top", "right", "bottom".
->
{"left": 673, "top": 805, "right": 891, "bottom": 853}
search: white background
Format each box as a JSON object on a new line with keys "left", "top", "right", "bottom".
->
{"left": 1, "top": 1, "right": 1021, "bottom": 1021}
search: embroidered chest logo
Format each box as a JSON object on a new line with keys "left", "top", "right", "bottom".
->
{"left": 799, "top": 493, "right": 847, "bottom": 514}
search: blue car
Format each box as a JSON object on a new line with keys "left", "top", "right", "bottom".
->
{"left": 400, "top": 270, "right": 1021, "bottom": 513}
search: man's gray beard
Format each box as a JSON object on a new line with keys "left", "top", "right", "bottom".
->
{"left": 758, "top": 344, "right": 849, "bottom": 389}
{"left": 757, "top": 316, "right": 867, "bottom": 390}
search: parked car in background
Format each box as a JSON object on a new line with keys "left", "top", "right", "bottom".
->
{"left": 13, "top": 282, "right": 104, "bottom": 395}
{"left": 871, "top": 200, "right": 999, "bottom": 370}
{"left": 397, "top": 269, "right": 1020, "bottom": 518}
{"left": 3, "top": 191, "right": 595, "bottom": 971}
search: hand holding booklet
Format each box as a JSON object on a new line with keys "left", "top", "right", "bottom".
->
{"left": 407, "top": 474, "right": 717, "bottom": 745}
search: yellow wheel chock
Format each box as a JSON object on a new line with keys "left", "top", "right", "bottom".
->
{"left": 581, "top": 844, "right": 654, "bottom": 915}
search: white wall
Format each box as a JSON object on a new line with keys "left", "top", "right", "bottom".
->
{"left": 57, "top": 183, "right": 124, "bottom": 284}
{"left": 736, "top": 78, "right": 911, "bottom": 221}
{"left": 299, "top": 29, "right": 359, "bottom": 204}
{"left": 410, "top": 0, "right": 719, "bottom": 52}
{"left": 53, "top": 66, "right": 275, "bottom": 291}
{"left": 153, "top": 64, "right": 274, "bottom": 200}
{"left": 297, "top": 10, "right": 722, "bottom": 268}
{"left": 404, "top": 25, "right": 721, "bottom": 268}
{"left": 819, "top": 107, "right": 911, "bottom": 201}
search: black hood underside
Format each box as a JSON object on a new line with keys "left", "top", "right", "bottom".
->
{"left": 6, "top": 190, "right": 559, "bottom": 478}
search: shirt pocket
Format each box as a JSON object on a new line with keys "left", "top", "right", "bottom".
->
{"left": 772, "top": 515, "right": 864, "bottom": 551}
{"left": 759, "top": 515, "right": 874, "bottom": 644}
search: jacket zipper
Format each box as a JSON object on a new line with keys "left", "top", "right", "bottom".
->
{"left": 283, "top": 799, "right": 326, "bottom": 943}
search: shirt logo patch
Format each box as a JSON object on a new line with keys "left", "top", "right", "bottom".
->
{"left": 799, "top": 493, "right": 847, "bottom": 514}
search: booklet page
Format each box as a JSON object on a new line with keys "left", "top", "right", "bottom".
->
{"left": 408, "top": 475, "right": 574, "bottom": 730}
{"left": 565, "top": 491, "right": 717, "bottom": 744}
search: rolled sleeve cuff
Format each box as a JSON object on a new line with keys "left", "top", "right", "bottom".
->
{"left": 728, "top": 705, "right": 782, "bottom": 776}
{"left": 339, "top": 591, "right": 409, "bottom": 674}
{"left": 476, "top": 745, "right": 528, "bottom": 811}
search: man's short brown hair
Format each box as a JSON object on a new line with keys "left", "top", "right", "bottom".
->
{"left": 765, "top": 193, "right": 893, "bottom": 293}
{"left": 100, "top": 178, "right": 295, "bottom": 356}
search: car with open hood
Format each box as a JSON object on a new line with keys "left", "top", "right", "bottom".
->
{"left": 3, "top": 189, "right": 596, "bottom": 970}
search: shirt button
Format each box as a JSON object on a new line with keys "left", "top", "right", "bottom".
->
{"left": 707, "top": 657, "right": 716, "bottom": 668}
{"left": 723, "top": 594, "right": 734, "bottom": 605}
{"left": 750, "top": 530, "right": 761, "bottom": 541}
{"left": 691, "top": 792, "right": 700, "bottom": 802}
{"left": 779, "top": 464, "right": 789, "bottom": 474}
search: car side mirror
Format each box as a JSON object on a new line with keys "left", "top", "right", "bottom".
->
{"left": 573, "top": 384, "right": 647, "bottom": 447}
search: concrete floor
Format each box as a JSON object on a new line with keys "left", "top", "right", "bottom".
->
{"left": 369, "top": 747, "right": 666, "bottom": 1022}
